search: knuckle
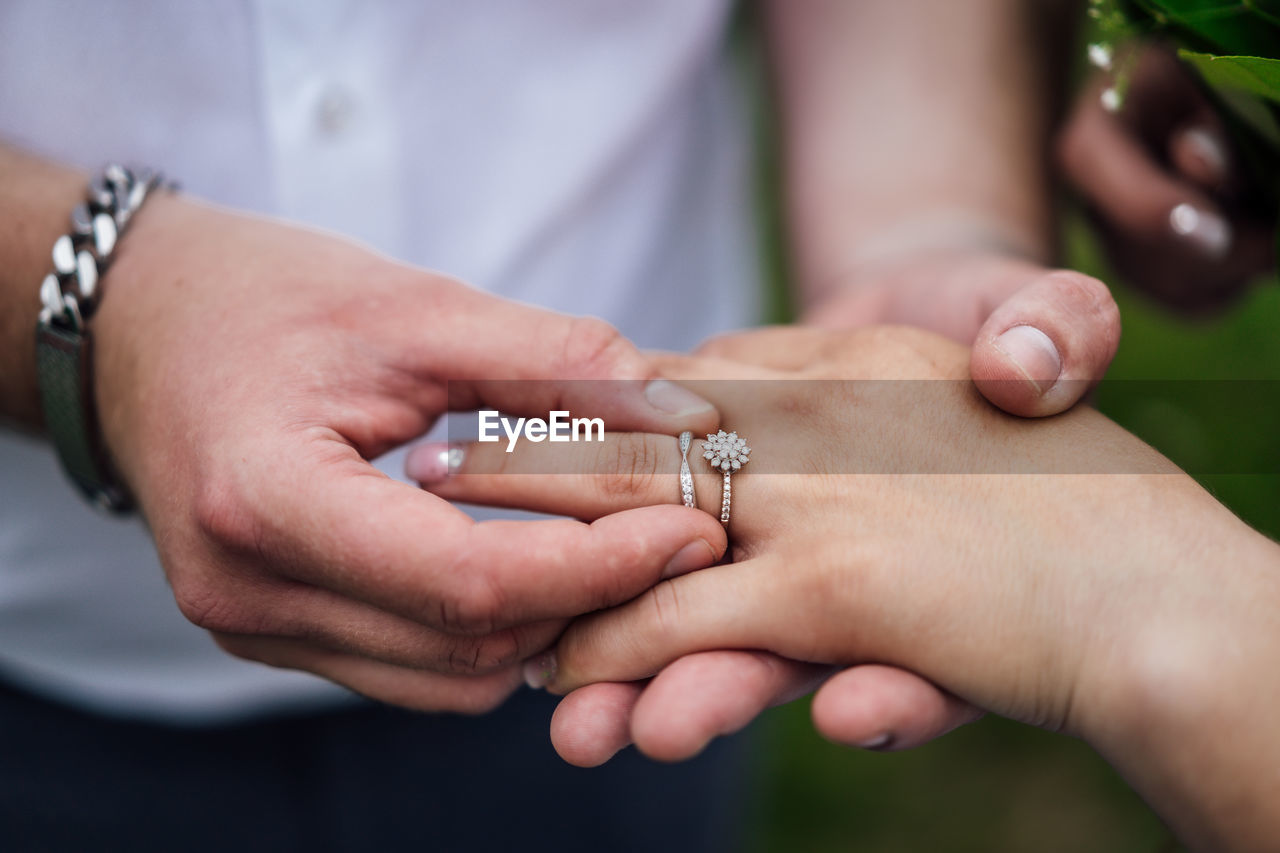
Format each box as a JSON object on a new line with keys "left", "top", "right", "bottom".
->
{"left": 440, "top": 635, "right": 485, "bottom": 674}
{"left": 847, "top": 326, "right": 960, "bottom": 380}
{"left": 600, "top": 434, "right": 662, "bottom": 501}
{"left": 771, "top": 387, "right": 822, "bottom": 421}
{"left": 643, "top": 580, "right": 684, "bottom": 635}
{"left": 173, "top": 578, "right": 257, "bottom": 634}
{"left": 473, "top": 629, "right": 524, "bottom": 671}
{"left": 789, "top": 547, "right": 867, "bottom": 654}
{"left": 434, "top": 574, "right": 503, "bottom": 636}
{"left": 439, "top": 630, "right": 521, "bottom": 674}
{"left": 558, "top": 316, "right": 637, "bottom": 379}
{"left": 192, "top": 477, "right": 264, "bottom": 555}
{"left": 1044, "top": 271, "right": 1122, "bottom": 354}
{"left": 1045, "top": 269, "right": 1113, "bottom": 312}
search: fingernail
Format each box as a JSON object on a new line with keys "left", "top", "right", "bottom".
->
{"left": 1169, "top": 202, "right": 1232, "bottom": 260}
{"left": 992, "top": 325, "right": 1062, "bottom": 394}
{"left": 644, "top": 379, "right": 715, "bottom": 417}
{"left": 406, "top": 442, "right": 464, "bottom": 485}
{"left": 522, "top": 653, "right": 558, "bottom": 690}
{"left": 1179, "top": 127, "right": 1228, "bottom": 184}
{"left": 860, "top": 733, "right": 894, "bottom": 751}
{"left": 662, "top": 540, "right": 716, "bottom": 579}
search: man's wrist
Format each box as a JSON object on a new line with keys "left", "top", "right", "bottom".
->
{"left": 800, "top": 210, "right": 1049, "bottom": 314}
{"left": 32, "top": 164, "right": 172, "bottom": 511}
{"left": 0, "top": 146, "right": 88, "bottom": 429}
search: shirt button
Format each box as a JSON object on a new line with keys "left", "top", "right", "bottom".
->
{"left": 315, "top": 85, "right": 356, "bottom": 137}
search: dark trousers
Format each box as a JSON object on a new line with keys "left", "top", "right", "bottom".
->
{"left": 0, "top": 680, "right": 749, "bottom": 853}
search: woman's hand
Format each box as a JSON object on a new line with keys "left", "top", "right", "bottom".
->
{"left": 425, "top": 324, "right": 1189, "bottom": 725}
{"left": 420, "top": 325, "right": 1280, "bottom": 850}
{"left": 1059, "top": 43, "right": 1275, "bottom": 309}
{"left": 416, "top": 326, "right": 999, "bottom": 763}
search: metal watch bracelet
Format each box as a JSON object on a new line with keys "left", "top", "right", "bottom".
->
{"left": 35, "top": 164, "right": 169, "bottom": 513}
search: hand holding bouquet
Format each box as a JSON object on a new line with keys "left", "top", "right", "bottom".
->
{"left": 1061, "top": 0, "right": 1280, "bottom": 305}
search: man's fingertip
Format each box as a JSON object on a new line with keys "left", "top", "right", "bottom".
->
{"left": 644, "top": 379, "right": 715, "bottom": 418}
{"left": 858, "top": 733, "right": 895, "bottom": 751}
{"left": 662, "top": 539, "right": 718, "bottom": 579}
{"left": 634, "top": 731, "right": 710, "bottom": 764}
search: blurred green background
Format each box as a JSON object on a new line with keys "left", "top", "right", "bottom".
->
{"left": 733, "top": 5, "right": 1280, "bottom": 851}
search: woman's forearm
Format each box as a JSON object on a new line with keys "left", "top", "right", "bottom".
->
{"left": 1075, "top": 495, "right": 1280, "bottom": 852}
{"left": 765, "top": 0, "right": 1071, "bottom": 304}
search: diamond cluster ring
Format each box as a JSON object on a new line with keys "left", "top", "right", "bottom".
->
{"left": 702, "top": 429, "right": 750, "bottom": 525}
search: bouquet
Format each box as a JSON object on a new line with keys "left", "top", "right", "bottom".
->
{"left": 1090, "top": 0, "right": 1280, "bottom": 201}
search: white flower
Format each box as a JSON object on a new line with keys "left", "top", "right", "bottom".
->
{"left": 1087, "top": 42, "right": 1113, "bottom": 72}
{"left": 701, "top": 430, "right": 750, "bottom": 473}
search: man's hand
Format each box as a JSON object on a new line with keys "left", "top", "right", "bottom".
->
{"left": 802, "top": 249, "right": 1122, "bottom": 418}
{"left": 89, "top": 193, "right": 725, "bottom": 713}
{"left": 765, "top": 1, "right": 1119, "bottom": 419}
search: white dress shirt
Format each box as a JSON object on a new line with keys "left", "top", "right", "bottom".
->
{"left": 0, "top": 0, "right": 760, "bottom": 722}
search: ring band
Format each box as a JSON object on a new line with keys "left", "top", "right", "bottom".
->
{"left": 678, "top": 431, "right": 696, "bottom": 508}
{"left": 701, "top": 430, "right": 750, "bottom": 526}
{"left": 720, "top": 471, "right": 731, "bottom": 525}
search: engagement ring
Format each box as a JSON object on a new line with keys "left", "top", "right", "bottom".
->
{"left": 702, "top": 429, "right": 750, "bottom": 525}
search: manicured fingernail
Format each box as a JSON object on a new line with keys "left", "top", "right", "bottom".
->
{"left": 1170, "top": 202, "right": 1232, "bottom": 260}
{"left": 860, "top": 733, "right": 894, "bottom": 751}
{"left": 523, "top": 653, "right": 558, "bottom": 690}
{"left": 662, "top": 540, "right": 716, "bottom": 579}
{"left": 406, "top": 442, "right": 464, "bottom": 485}
{"left": 1178, "top": 127, "right": 1228, "bottom": 184}
{"left": 992, "top": 325, "right": 1062, "bottom": 394}
{"left": 644, "top": 379, "right": 715, "bottom": 417}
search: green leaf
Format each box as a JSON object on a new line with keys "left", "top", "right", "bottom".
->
{"left": 1134, "top": 0, "right": 1280, "bottom": 54}
{"left": 1178, "top": 50, "right": 1280, "bottom": 100}
{"left": 1178, "top": 50, "right": 1280, "bottom": 146}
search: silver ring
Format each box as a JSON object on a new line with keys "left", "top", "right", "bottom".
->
{"left": 678, "top": 431, "right": 696, "bottom": 508}
{"left": 701, "top": 430, "right": 750, "bottom": 526}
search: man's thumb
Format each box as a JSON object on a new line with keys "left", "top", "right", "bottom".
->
{"left": 970, "top": 271, "right": 1121, "bottom": 418}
